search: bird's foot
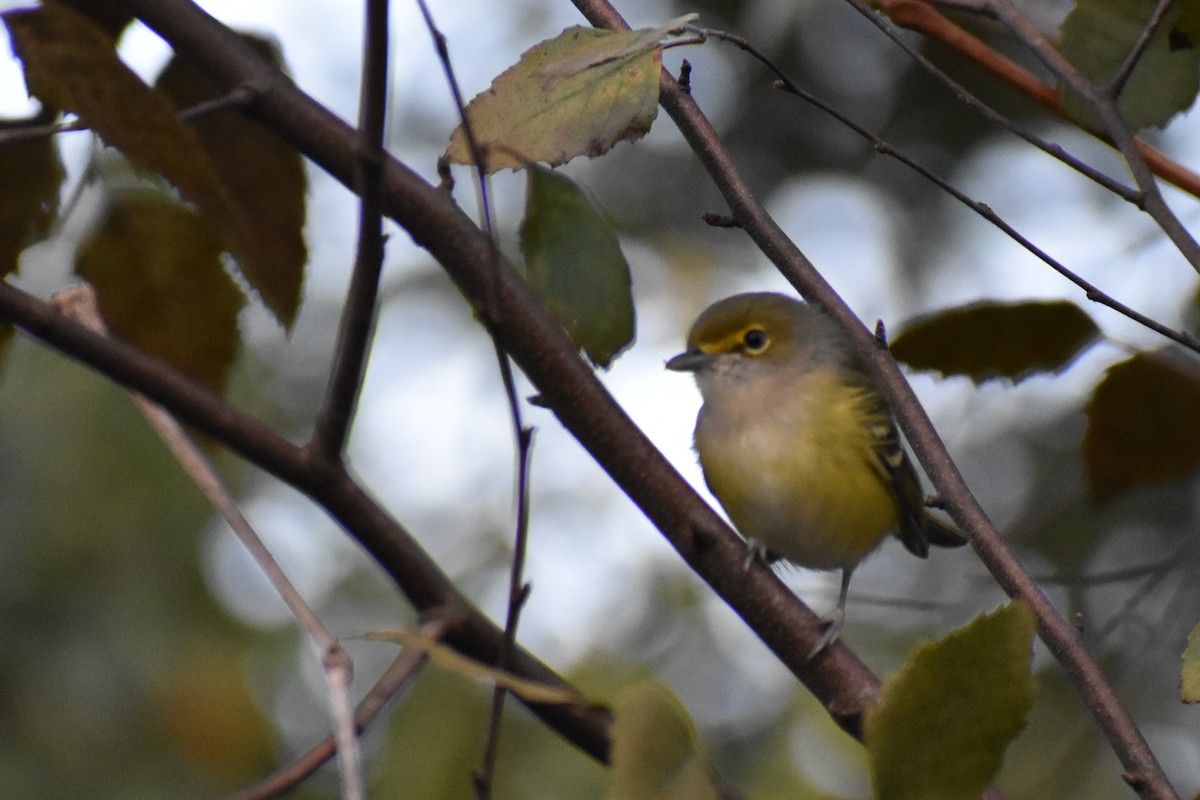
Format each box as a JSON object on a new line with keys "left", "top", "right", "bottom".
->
{"left": 742, "top": 539, "right": 770, "bottom": 571}
{"left": 808, "top": 608, "right": 845, "bottom": 659}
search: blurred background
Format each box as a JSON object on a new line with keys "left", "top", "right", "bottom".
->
{"left": 1, "top": 0, "right": 1199, "bottom": 797}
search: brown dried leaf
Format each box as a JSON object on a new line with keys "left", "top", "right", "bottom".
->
{"left": 75, "top": 192, "right": 245, "bottom": 394}
{"left": 156, "top": 37, "right": 307, "bottom": 328}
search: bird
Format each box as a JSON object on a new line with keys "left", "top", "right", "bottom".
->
{"left": 666, "top": 292, "right": 966, "bottom": 652}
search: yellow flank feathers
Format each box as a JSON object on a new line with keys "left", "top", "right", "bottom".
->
{"left": 695, "top": 369, "right": 897, "bottom": 570}
{"left": 666, "top": 292, "right": 966, "bottom": 649}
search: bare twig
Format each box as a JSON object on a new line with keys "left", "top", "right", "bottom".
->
{"left": 1103, "top": 0, "right": 1176, "bottom": 99}
{"left": 696, "top": 25, "right": 1200, "bottom": 355}
{"left": 227, "top": 617, "right": 449, "bottom": 800}
{"left": 873, "top": 0, "right": 1200, "bottom": 200}
{"left": 0, "top": 86, "right": 255, "bottom": 146}
{"left": 569, "top": 1, "right": 1180, "bottom": 797}
{"left": 51, "top": 285, "right": 365, "bottom": 800}
{"left": 410, "top": 3, "right": 539, "bottom": 795}
{"left": 986, "top": 0, "right": 1200, "bottom": 278}
{"left": 309, "top": 0, "right": 390, "bottom": 461}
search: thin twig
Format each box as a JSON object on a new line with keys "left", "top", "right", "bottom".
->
{"left": 873, "top": 0, "right": 1200, "bottom": 199}
{"left": 226, "top": 617, "right": 449, "bottom": 800}
{"left": 568, "top": 1, "right": 1181, "bottom": 797}
{"left": 50, "top": 284, "right": 365, "bottom": 800}
{"left": 828, "top": 2, "right": 1141, "bottom": 202}
{"left": 0, "top": 85, "right": 255, "bottom": 146}
{"left": 309, "top": 0, "right": 390, "bottom": 461}
{"left": 987, "top": 0, "right": 1200, "bottom": 277}
{"left": 1104, "top": 0, "right": 1177, "bottom": 99}
{"left": 411, "top": 3, "right": 539, "bottom": 796}
{"left": 697, "top": 26, "right": 1200, "bottom": 354}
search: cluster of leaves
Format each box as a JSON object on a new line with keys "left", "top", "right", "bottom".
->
{"left": 1, "top": 1, "right": 305, "bottom": 393}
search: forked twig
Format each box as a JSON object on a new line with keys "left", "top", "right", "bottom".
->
{"left": 52, "top": 284, "right": 365, "bottom": 800}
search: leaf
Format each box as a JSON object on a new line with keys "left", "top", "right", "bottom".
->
{"left": 75, "top": 191, "right": 245, "bottom": 394}
{"left": 1183, "top": 620, "right": 1200, "bottom": 703}
{"left": 890, "top": 300, "right": 1101, "bottom": 383}
{"left": 1083, "top": 349, "right": 1200, "bottom": 504}
{"left": 865, "top": 601, "right": 1036, "bottom": 800}
{"left": 3, "top": 4, "right": 250, "bottom": 276}
{"left": 607, "top": 681, "right": 720, "bottom": 800}
{"left": 57, "top": 0, "right": 134, "bottom": 41}
{"left": 0, "top": 131, "right": 63, "bottom": 277}
{"left": 155, "top": 37, "right": 308, "bottom": 329}
{"left": 444, "top": 24, "right": 665, "bottom": 173}
{"left": 1058, "top": 0, "right": 1200, "bottom": 130}
{"left": 519, "top": 164, "right": 634, "bottom": 368}
{"left": 365, "top": 629, "right": 581, "bottom": 705}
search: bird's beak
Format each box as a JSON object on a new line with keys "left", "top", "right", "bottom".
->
{"left": 665, "top": 350, "right": 712, "bottom": 373}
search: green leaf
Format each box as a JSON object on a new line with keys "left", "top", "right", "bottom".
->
{"left": 1059, "top": 0, "right": 1200, "bottom": 130}
{"left": 445, "top": 24, "right": 666, "bottom": 173}
{"left": 519, "top": 165, "right": 634, "bottom": 368}
{"left": 865, "top": 601, "right": 1036, "bottom": 800}
{"left": 3, "top": 4, "right": 250, "bottom": 277}
{"left": 890, "top": 300, "right": 1101, "bottom": 383}
{"left": 1183, "top": 620, "right": 1200, "bottom": 703}
{"left": 607, "top": 681, "right": 719, "bottom": 800}
{"left": 75, "top": 191, "right": 245, "bottom": 394}
{"left": 1083, "top": 349, "right": 1200, "bottom": 504}
{"left": 155, "top": 37, "right": 308, "bottom": 329}
{"left": 0, "top": 131, "right": 63, "bottom": 277}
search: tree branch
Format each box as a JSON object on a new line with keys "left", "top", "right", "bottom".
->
{"left": 570, "top": 1, "right": 1179, "bottom": 798}
{"left": 308, "top": 0, "right": 390, "bottom": 460}
{"left": 0, "top": 277, "right": 612, "bottom": 762}
{"left": 112, "top": 0, "right": 889, "bottom": 749}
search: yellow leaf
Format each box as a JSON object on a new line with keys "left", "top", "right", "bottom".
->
{"left": 445, "top": 25, "right": 665, "bottom": 173}
{"left": 366, "top": 629, "right": 581, "bottom": 705}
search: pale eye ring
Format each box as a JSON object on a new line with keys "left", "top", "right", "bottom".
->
{"left": 742, "top": 328, "right": 769, "bottom": 352}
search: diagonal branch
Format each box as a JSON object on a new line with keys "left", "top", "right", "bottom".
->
{"left": 0, "top": 276, "right": 612, "bottom": 762}
{"left": 569, "top": 1, "right": 1179, "bottom": 798}
{"left": 113, "top": 0, "right": 890, "bottom": 750}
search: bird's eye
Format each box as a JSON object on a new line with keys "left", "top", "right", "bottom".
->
{"left": 742, "top": 328, "right": 769, "bottom": 353}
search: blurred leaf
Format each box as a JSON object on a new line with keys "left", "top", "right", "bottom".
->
{"left": 3, "top": 4, "right": 250, "bottom": 274}
{"left": 366, "top": 628, "right": 581, "bottom": 704}
{"left": 1059, "top": 0, "right": 1200, "bottom": 130}
{"left": 520, "top": 164, "right": 634, "bottom": 368}
{"left": 153, "top": 645, "right": 274, "bottom": 780}
{"left": 156, "top": 37, "right": 307, "bottom": 328}
{"left": 865, "top": 601, "right": 1036, "bottom": 800}
{"left": 607, "top": 681, "right": 720, "bottom": 800}
{"left": 0, "top": 132, "right": 62, "bottom": 276}
{"left": 1083, "top": 349, "right": 1200, "bottom": 504}
{"left": 891, "top": 300, "right": 1101, "bottom": 383}
{"left": 445, "top": 24, "right": 664, "bottom": 173}
{"left": 75, "top": 191, "right": 245, "bottom": 393}
{"left": 1183, "top": 620, "right": 1200, "bottom": 703}
{"left": 57, "top": 0, "right": 134, "bottom": 41}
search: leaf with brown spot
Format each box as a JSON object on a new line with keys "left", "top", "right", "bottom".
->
{"left": 445, "top": 25, "right": 665, "bottom": 173}
{"left": 75, "top": 191, "right": 245, "bottom": 394}
{"left": 156, "top": 36, "right": 307, "bottom": 329}
{"left": 1083, "top": 349, "right": 1200, "bottom": 504}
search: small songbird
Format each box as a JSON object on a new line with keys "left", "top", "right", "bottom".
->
{"left": 666, "top": 292, "right": 966, "bottom": 651}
